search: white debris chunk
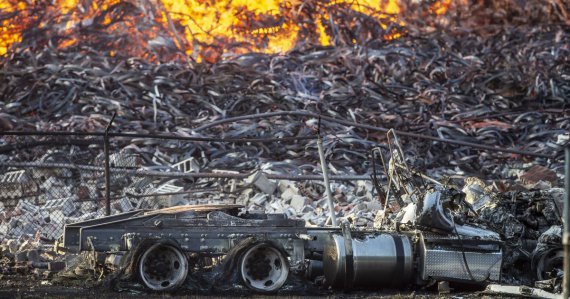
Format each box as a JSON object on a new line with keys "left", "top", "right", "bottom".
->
{"left": 462, "top": 177, "right": 493, "bottom": 211}
{"left": 280, "top": 188, "right": 299, "bottom": 203}
{"left": 246, "top": 171, "right": 277, "bottom": 195}
{"left": 171, "top": 157, "right": 200, "bottom": 173}
{"left": 152, "top": 181, "right": 186, "bottom": 207}
{"left": 113, "top": 197, "right": 134, "bottom": 212}
{"left": 81, "top": 201, "right": 97, "bottom": 213}
{"left": 355, "top": 180, "right": 373, "bottom": 201}
{"left": 0, "top": 223, "right": 8, "bottom": 236}
{"left": 50, "top": 210, "right": 66, "bottom": 223}
{"left": 250, "top": 193, "right": 268, "bottom": 206}
{"left": 269, "top": 201, "right": 285, "bottom": 213}
{"left": 278, "top": 180, "right": 298, "bottom": 194}
{"left": 43, "top": 196, "right": 77, "bottom": 216}
{"left": 236, "top": 188, "right": 254, "bottom": 205}
{"left": 290, "top": 195, "right": 310, "bottom": 214}
{"left": 17, "top": 200, "right": 39, "bottom": 214}
{"left": 485, "top": 284, "right": 558, "bottom": 299}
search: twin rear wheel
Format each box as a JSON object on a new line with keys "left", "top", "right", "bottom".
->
{"left": 137, "top": 243, "right": 189, "bottom": 291}
{"left": 239, "top": 243, "right": 290, "bottom": 293}
{"left": 136, "top": 241, "right": 289, "bottom": 293}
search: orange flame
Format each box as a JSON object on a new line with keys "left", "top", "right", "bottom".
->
{"left": 161, "top": 0, "right": 300, "bottom": 61}
{"left": 432, "top": 0, "right": 452, "bottom": 15}
{"left": 0, "top": 2, "right": 26, "bottom": 56}
{"left": 0, "top": 0, "right": 453, "bottom": 60}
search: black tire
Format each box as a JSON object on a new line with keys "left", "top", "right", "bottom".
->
{"left": 133, "top": 239, "right": 189, "bottom": 292}
{"left": 238, "top": 242, "right": 289, "bottom": 293}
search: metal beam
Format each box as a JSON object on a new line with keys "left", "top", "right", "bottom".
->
{"left": 562, "top": 145, "right": 570, "bottom": 298}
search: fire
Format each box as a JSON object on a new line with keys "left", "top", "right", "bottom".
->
{"left": 0, "top": 1, "right": 26, "bottom": 56}
{"left": 431, "top": 0, "right": 452, "bottom": 15}
{"left": 160, "top": 0, "right": 300, "bottom": 60}
{"left": 0, "top": 0, "right": 453, "bottom": 61}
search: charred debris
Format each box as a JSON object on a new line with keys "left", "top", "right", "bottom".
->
{"left": 0, "top": 130, "right": 567, "bottom": 297}
{"left": 0, "top": 0, "right": 569, "bottom": 297}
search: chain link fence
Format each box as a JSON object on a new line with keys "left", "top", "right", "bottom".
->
{"left": 0, "top": 132, "right": 309, "bottom": 241}
{"left": 0, "top": 134, "right": 105, "bottom": 241}
{"left": 0, "top": 128, "right": 554, "bottom": 243}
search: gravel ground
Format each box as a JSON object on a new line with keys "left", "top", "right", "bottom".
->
{"left": 0, "top": 273, "right": 504, "bottom": 299}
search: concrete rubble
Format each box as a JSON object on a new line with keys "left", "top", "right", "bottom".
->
{"left": 0, "top": 236, "right": 66, "bottom": 279}
{"left": 246, "top": 170, "right": 277, "bottom": 195}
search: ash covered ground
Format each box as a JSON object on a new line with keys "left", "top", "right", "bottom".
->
{"left": 0, "top": 0, "right": 569, "bottom": 297}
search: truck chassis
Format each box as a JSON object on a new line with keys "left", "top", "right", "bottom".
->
{"left": 63, "top": 203, "right": 502, "bottom": 293}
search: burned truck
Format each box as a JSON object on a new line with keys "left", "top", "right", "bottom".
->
{"left": 61, "top": 202, "right": 502, "bottom": 293}
{"left": 61, "top": 134, "right": 508, "bottom": 293}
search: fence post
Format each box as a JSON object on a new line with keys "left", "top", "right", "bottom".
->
{"left": 562, "top": 144, "right": 570, "bottom": 298}
{"left": 104, "top": 113, "right": 117, "bottom": 216}
{"left": 316, "top": 117, "right": 337, "bottom": 227}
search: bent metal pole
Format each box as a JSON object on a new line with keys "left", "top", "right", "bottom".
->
{"left": 562, "top": 144, "right": 570, "bottom": 298}
{"left": 104, "top": 112, "right": 116, "bottom": 216}
{"left": 317, "top": 134, "right": 338, "bottom": 227}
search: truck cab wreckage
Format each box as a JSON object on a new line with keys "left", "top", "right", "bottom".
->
{"left": 61, "top": 133, "right": 514, "bottom": 294}
{"left": 62, "top": 202, "right": 502, "bottom": 293}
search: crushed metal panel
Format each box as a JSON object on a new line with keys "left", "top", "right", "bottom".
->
{"left": 154, "top": 182, "right": 183, "bottom": 194}
{"left": 171, "top": 157, "right": 199, "bottom": 173}
{"left": 0, "top": 170, "right": 27, "bottom": 183}
{"left": 147, "top": 180, "right": 185, "bottom": 207}
{"left": 0, "top": 170, "right": 36, "bottom": 199}
{"left": 421, "top": 248, "right": 502, "bottom": 281}
{"left": 420, "top": 233, "right": 502, "bottom": 282}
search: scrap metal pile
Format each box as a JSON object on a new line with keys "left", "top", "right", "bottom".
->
{"left": 0, "top": 1, "right": 568, "bottom": 173}
{"left": 372, "top": 137, "right": 566, "bottom": 294}
{"left": 0, "top": 0, "right": 569, "bottom": 296}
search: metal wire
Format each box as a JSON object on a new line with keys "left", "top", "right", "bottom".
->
{"left": 192, "top": 110, "right": 555, "bottom": 158}
{"left": 0, "top": 110, "right": 554, "bottom": 158}
{"left": 0, "top": 131, "right": 317, "bottom": 143}
{"left": 0, "top": 161, "right": 371, "bottom": 181}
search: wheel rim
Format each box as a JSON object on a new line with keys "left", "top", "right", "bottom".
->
{"left": 536, "top": 248, "right": 563, "bottom": 280}
{"left": 138, "top": 243, "right": 188, "bottom": 291}
{"left": 240, "top": 243, "right": 289, "bottom": 292}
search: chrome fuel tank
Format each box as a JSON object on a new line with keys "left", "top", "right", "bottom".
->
{"left": 323, "top": 233, "right": 413, "bottom": 288}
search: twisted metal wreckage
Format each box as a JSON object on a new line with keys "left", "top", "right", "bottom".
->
{"left": 58, "top": 130, "right": 569, "bottom": 297}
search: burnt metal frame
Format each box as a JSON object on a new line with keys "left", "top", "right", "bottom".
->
{"left": 62, "top": 208, "right": 341, "bottom": 274}
{"left": 562, "top": 145, "right": 570, "bottom": 298}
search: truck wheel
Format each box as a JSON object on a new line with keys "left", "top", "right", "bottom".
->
{"left": 533, "top": 247, "right": 563, "bottom": 281}
{"left": 137, "top": 242, "right": 188, "bottom": 291}
{"left": 239, "top": 243, "right": 289, "bottom": 293}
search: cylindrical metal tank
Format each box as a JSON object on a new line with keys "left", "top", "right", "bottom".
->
{"left": 323, "top": 233, "right": 413, "bottom": 288}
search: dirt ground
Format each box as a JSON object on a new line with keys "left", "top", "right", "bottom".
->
{"left": 0, "top": 274, "right": 503, "bottom": 299}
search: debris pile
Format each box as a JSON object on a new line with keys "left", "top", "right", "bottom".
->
{"left": 466, "top": 183, "right": 564, "bottom": 287}
{"left": 0, "top": 236, "right": 66, "bottom": 279}
{"left": 0, "top": 0, "right": 568, "bottom": 295}
{"left": 0, "top": 1, "right": 568, "bottom": 177}
{"left": 368, "top": 140, "right": 566, "bottom": 296}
